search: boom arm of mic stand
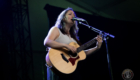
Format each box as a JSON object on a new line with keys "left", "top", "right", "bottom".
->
{"left": 79, "top": 22, "right": 115, "bottom": 39}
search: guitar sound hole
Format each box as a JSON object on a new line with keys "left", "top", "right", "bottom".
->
{"left": 68, "top": 51, "right": 77, "bottom": 57}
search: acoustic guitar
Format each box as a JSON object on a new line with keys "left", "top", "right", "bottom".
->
{"left": 45, "top": 37, "right": 98, "bottom": 74}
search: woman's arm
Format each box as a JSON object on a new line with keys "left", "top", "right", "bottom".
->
{"left": 84, "top": 46, "right": 99, "bottom": 55}
{"left": 44, "top": 27, "right": 77, "bottom": 53}
{"left": 44, "top": 27, "right": 66, "bottom": 48}
{"left": 84, "top": 35, "right": 103, "bottom": 55}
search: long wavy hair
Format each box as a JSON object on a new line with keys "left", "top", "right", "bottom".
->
{"left": 54, "top": 7, "right": 81, "bottom": 45}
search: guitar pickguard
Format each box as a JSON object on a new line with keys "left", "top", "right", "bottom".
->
{"left": 68, "top": 56, "right": 80, "bottom": 66}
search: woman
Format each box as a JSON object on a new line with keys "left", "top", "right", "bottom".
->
{"left": 44, "top": 7, "right": 103, "bottom": 80}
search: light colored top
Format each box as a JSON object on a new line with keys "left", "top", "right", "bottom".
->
{"left": 55, "top": 27, "right": 77, "bottom": 44}
{"left": 47, "top": 27, "right": 77, "bottom": 52}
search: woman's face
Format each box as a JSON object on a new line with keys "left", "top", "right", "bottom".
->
{"left": 64, "top": 10, "right": 76, "bottom": 24}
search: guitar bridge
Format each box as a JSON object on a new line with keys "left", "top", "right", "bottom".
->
{"left": 61, "top": 54, "right": 69, "bottom": 63}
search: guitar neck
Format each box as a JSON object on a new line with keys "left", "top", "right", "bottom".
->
{"left": 77, "top": 38, "right": 96, "bottom": 53}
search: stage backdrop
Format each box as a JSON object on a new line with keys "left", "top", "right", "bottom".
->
{"left": 44, "top": 4, "right": 138, "bottom": 80}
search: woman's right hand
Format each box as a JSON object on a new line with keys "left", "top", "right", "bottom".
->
{"left": 65, "top": 44, "right": 77, "bottom": 53}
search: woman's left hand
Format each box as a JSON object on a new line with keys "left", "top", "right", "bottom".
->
{"left": 96, "top": 35, "right": 103, "bottom": 49}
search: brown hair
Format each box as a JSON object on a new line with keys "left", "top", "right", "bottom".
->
{"left": 54, "top": 7, "right": 81, "bottom": 45}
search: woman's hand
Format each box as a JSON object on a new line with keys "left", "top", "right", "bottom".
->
{"left": 65, "top": 44, "right": 77, "bottom": 53}
{"left": 84, "top": 35, "right": 103, "bottom": 55}
{"left": 96, "top": 35, "right": 103, "bottom": 49}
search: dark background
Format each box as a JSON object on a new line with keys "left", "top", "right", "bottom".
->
{"left": 44, "top": 4, "right": 139, "bottom": 80}
{"left": 1, "top": 0, "right": 139, "bottom": 80}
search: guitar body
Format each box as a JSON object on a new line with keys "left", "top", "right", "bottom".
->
{"left": 45, "top": 42, "right": 86, "bottom": 74}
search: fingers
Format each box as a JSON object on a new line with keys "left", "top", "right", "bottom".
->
{"left": 67, "top": 45, "right": 77, "bottom": 53}
{"left": 96, "top": 35, "right": 103, "bottom": 42}
{"left": 97, "top": 35, "right": 102, "bottom": 39}
{"left": 71, "top": 46, "right": 77, "bottom": 53}
{"left": 96, "top": 35, "right": 103, "bottom": 49}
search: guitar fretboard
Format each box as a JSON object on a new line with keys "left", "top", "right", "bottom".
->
{"left": 77, "top": 38, "right": 96, "bottom": 53}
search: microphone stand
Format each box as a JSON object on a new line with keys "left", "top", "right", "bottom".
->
{"left": 79, "top": 21, "right": 115, "bottom": 80}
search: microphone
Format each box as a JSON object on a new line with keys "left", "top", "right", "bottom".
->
{"left": 71, "top": 17, "right": 86, "bottom": 22}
